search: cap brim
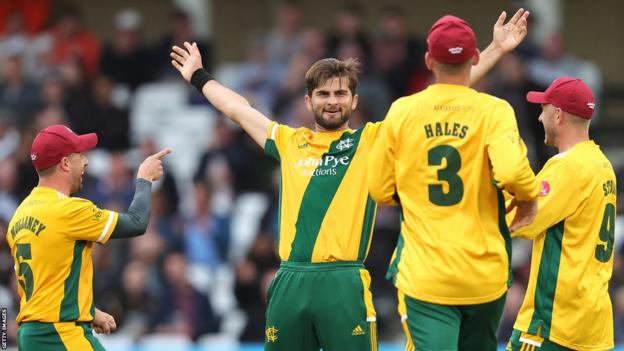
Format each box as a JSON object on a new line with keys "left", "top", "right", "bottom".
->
{"left": 526, "top": 91, "right": 548, "bottom": 104}
{"left": 75, "top": 133, "right": 98, "bottom": 152}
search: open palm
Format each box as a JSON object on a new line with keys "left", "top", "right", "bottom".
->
{"left": 493, "top": 9, "right": 530, "bottom": 53}
{"left": 171, "top": 42, "right": 204, "bottom": 82}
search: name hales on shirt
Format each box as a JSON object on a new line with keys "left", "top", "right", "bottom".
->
{"left": 424, "top": 122, "right": 469, "bottom": 139}
{"left": 10, "top": 216, "right": 46, "bottom": 239}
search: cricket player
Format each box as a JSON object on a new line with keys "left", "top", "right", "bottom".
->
{"left": 367, "top": 15, "right": 540, "bottom": 350}
{"left": 6, "top": 125, "right": 170, "bottom": 350}
{"left": 506, "top": 77, "right": 616, "bottom": 351}
{"left": 170, "top": 9, "right": 529, "bottom": 351}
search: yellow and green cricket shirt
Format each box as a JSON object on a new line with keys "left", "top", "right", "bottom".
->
{"left": 264, "top": 121, "right": 381, "bottom": 263}
{"left": 368, "top": 84, "right": 539, "bottom": 305}
{"left": 512, "top": 141, "right": 616, "bottom": 350}
{"left": 6, "top": 186, "right": 119, "bottom": 324}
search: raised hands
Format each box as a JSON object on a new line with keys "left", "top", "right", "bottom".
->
{"left": 492, "top": 8, "right": 530, "bottom": 54}
{"left": 171, "top": 42, "right": 204, "bottom": 82}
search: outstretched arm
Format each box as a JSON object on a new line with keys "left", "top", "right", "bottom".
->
{"left": 171, "top": 42, "right": 271, "bottom": 148}
{"left": 470, "top": 8, "right": 530, "bottom": 86}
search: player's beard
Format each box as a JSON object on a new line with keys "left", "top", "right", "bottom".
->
{"left": 314, "top": 109, "right": 351, "bottom": 130}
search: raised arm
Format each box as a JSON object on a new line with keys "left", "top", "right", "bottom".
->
{"left": 470, "top": 8, "right": 530, "bottom": 86}
{"left": 171, "top": 42, "right": 271, "bottom": 148}
{"left": 110, "top": 149, "right": 171, "bottom": 239}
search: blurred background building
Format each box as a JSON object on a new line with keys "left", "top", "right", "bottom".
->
{"left": 0, "top": 0, "right": 622, "bottom": 350}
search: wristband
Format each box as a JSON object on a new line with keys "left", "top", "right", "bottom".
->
{"left": 190, "top": 68, "right": 214, "bottom": 92}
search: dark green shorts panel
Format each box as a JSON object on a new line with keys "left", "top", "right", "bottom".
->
{"left": 402, "top": 293, "right": 506, "bottom": 351}
{"left": 457, "top": 293, "right": 506, "bottom": 351}
{"left": 18, "top": 322, "right": 67, "bottom": 351}
{"left": 264, "top": 262, "right": 376, "bottom": 351}
{"left": 18, "top": 322, "right": 104, "bottom": 351}
{"left": 507, "top": 329, "right": 575, "bottom": 351}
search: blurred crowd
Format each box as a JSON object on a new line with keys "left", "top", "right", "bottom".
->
{"left": 0, "top": 1, "right": 622, "bottom": 347}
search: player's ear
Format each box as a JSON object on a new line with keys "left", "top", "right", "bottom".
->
{"left": 351, "top": 94, "right": 358, "bottom": 110}
{"left": 472, "top": 49, "right": 480, "bottom": 66}
{"left": 59, "top": 156, "right": 71, "bottom": 172}
{"left": 304, "top": 94, "right": 313, "bottom": 112}
{"left": 424, "top": 52, "right": 435, "bottom": 71}
{"left": 556, "top": 108, "right": 565, "bottom": 125}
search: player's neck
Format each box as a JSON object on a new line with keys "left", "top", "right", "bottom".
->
{"left": 556, "top": 131, "right": 590, "bottom": 153}
{"left": 315, "top": 122, "right": 350, "bottom": 133}
{"left": 433, "top": 72, "right": 470, "bottom": 87}
{"left": 38, "top": 177, "right": 71, "bottom": 196}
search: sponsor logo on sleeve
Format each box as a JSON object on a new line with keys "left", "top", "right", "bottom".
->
{"left": 539, "top": 181, "right": 550, "bottom": 197}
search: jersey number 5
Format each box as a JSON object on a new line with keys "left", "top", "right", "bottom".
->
{"left": 595, "top": 203, "right": 615, "bottom": 263}
{"left": 16, "top": 243, "right": 34, "bottom": 300}
{"left": 428, "top": 145, "right": 464, "bottom": 206}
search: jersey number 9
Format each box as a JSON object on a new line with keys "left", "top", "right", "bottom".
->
{"left": 595, "top": 203, "right": 615, "bottom": 263}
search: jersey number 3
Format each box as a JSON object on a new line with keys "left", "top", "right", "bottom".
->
{"left": 16, "top": 243, "right": 34, "bottom": 300}
{"left": 428, "top": 145, "right": 464, "bottom": 206}
{"left": 595, "top": 203, "right": 615, "bottom": 263}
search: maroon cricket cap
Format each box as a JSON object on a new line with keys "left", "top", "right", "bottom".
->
{"left": 526, "top": 77, "right": 596, "bottom": 119}
{"left": 427, "top": 15, "right": 477, "bottom": 64}
{"left": 30, "top": 125, "right": 98, "bottom": 170}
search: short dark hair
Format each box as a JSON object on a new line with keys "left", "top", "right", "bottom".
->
{"left": 305, "top": 58, "right": 360, "bottom": 96}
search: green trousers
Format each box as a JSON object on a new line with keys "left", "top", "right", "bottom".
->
{"left": 398, "top": 290, "right": 506, "bottom": 351}
{"left": 18, "top": 321, "right": 105, "bottom": 351}
{"left": 264, "top": 261, "right": 377, "bottom": 351}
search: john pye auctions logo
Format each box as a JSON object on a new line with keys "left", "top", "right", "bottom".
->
{"left": 295, "top": 155, "right": 350, "bottom": 177}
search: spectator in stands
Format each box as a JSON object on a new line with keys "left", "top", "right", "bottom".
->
{"left": 271, "top": 52, "right": 312, "bottom": 121}
{"left": 195, "top": 117, "right": 276, "bottom": 194}
{"left": 155, "top": 251, "right": 219, "bottom": 340}
{"left": 300, "top": 27, "right": 327, "bottom": 63}
{"left": 117, "top": 260, "right": 162, "bottom": 338}
{"left": 0, "top": 157, "right": 18, "bottom": 222}
{"left": 0, "top": 110, "right": 20, "bottom": 159}
{"left": 153, "top": 7, "right": 212, "bottom": 79}
{"left": 0, "top": 6, "right": 55, "bottom": 80}
{"left": 234, "top": 233, "right": 280, "bottom": 341}
{"left": 0, "top": 54, "right": 41, "bottom": 127}
{"left": 0, "top": 11, "right": 28, "bottom": 62}
{"left": 84, "top": 75, "right": 130, "bottom": 150}
{"left": 183, "top": 178, "right": 230, "bottom": 292}
{"left": 0, "top": 0, "right": 52, "bottom": 34}
{"left": 265, "top": 1, "right": 303, "bottom": 66}
{"left": 326, "top": 3, "right": 371, "bottom": 61}
{"left": 528, "top": 32, "right": 602, "bottom": 114}
{"left": 101, "top": 9, "right": 155, "bottom": 91}
{"left": 45, "top": 7, "right": 101, "bottom": 78}
{"left": 91, "top": 151, "right": 135, "bottom": 208}
{"left": 372, "top": 7, "right": 427, "bottom": 98}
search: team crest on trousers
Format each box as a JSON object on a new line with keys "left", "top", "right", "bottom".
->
{"left": 266, "top": 326, "right": 279, "bottom": 342}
